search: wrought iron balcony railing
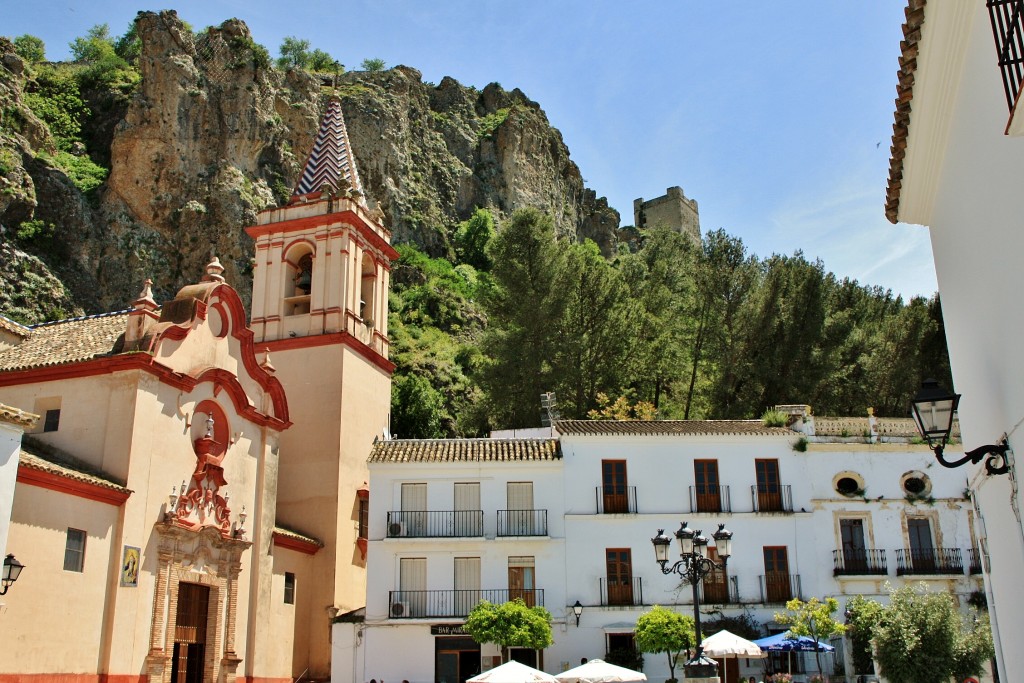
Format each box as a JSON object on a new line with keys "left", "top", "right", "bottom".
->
{"left": 387, "top": 588, "right": 544, "bottom": 619}
{"left": 988, "top": 0, "right": 1024, "bottom": 111}
{"left": 759, "top": 573, "right": 802, "bottom": 604}
{"left": 750, "top": 484, "right": 793, "bottom": 512}
{"left": 386, "top": 510, "right": 484, "bottom": 538}
{"left": 599, "top": 577, "right": 644, "bottom": 606}
{"left": 968, "top": 548, "right": 984, "bottom": 575}
{"left": 895, "top": 548, "right": 964, "bottom": 576}
{"left": 497, "top": 509, "right": 548, "bottom": 537}
{"left": 596, "top": 486, "right": 638, "bottom": 514}
{"left": 699, "top": 575, "right": 740, "bottom": 605}
{"left": 833, "top": 549, "right": 888, "bottom": 576}
{"left": 689, "top": 484, "right": 731, "bottom": 513}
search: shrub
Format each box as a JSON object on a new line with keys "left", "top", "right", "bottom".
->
{"left": 361, "top": 57, "right": 386, "bottom": 72}
{"left": 761, "top": 408, "right": 788, "bottom": 427}
{"left": 13, "top": 35, "right": 45, "bottom": 63}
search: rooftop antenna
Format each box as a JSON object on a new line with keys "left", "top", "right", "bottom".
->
{"left": 540, "top": 392, "right": 560, "bottom": 428}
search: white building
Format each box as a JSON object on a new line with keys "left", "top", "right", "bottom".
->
{"left": 334, "top": 413, "right": 983, "bottom": 683}
{"left": 884, "top": 2, "right": 1024, "bottom": 680}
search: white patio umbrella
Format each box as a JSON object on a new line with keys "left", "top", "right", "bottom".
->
{"left": 700, "top": 629, "right": 766, "bottom": 659}
{"left": 467, "top": 660, "right": 559, "bottom": 683}
{"left": 555, "top": 659, "right": 647, "bottom": 683}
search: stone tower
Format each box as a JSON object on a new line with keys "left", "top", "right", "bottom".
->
{"left": 633, "top": 186, "right": 701, "bottom": 242}
{"left": 245, "top": 97, "right": 398, "bottom": 677}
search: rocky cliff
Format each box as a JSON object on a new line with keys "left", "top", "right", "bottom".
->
{"left": 0, "top": 10, "right": 620, "bottom": 321}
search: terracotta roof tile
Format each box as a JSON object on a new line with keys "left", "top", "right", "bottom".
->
{"left": 0, "top": 403, "right": 38, "bottom": 428}
{"left": 0, "top": 315, "right": 30, "bottom": 338}
{"left": 554, "top": 420, "right": 793, "bottom": 437}
{"left": 886, "top": 0, "right": 927, "bottom": 223}
{"left": 0, "top": 310, "right": 130, "bottom": 372}
{"left": 368, "top": 438, "right": 561, "bottom": 464}
{"left": 19, "top": 438, "right": 130, "bottom": 493}
{"left": 273, "top": 525, "right": 324, "bottom": 548}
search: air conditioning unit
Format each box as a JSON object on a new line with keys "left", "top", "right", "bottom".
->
{"left": 390, "top": 601, "right": 410, "bottom": 618}
{"left": 388, "top": 521, "right": 406, "bottom": 537}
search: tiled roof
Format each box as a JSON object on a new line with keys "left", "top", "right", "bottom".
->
{"left": 885, "top": 0, "right": 927, "bottom": 224}
{"left": 273, "top": 525, "right": 324, "bottom": 548}
{"left": 554, "top": 420, "right": 793, "bottom": 437}
{"left": 0, "top": 315, "right": 30, "bottom": 338}
{"left": 368, "top": 438, "right": 562, "bottom": 463}
{"left": 19, "top": 438, "right": 130, "bottom": 493}
{"left": 293, "top": 97, "right": 366, "bottom": 203}
{"left": 0, "top": 310, "right": 130, "bottom": 372}
{"left": 0, "top": 403, "right": 38, "bottom": 428}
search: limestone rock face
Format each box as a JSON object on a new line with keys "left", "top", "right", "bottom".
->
{"left": 1, "top": 12, "right": 620, "bottom": 320}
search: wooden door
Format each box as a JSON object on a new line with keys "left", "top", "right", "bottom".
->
{"left": 171, "top": 582, "right": 209, "bottom": 683}
{"left": 755, "top": 458, "right": 782, "bottom": 511}
{"left": 840, "top": 518, "right": 867, "bottom": 571}
{"left": 763, "top": 546, "right": 792, "bottom": 602}
{"left": 605, "top": 548, "right": 634, "bottom": 605}
{"left": 602, "top": 460, "right": 628, "bottom": 513}
{"left": 694, "top": 459, "right": 721, "bottom": 512}
{"left": 508, "top": 557, "right": 536, "bottom": 607}
{"left": 702, "top": 547, "right": 729, "bottom": 603}
{"left": 908, "top": 518, "right": 935, "bottom": 571}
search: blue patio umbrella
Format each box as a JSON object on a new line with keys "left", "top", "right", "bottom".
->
{"left": 752, "top": 632, "right": 835, "bottom": 652}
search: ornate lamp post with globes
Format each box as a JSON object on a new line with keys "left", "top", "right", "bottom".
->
{"left": 651, "top": 522, "right": 734, "bottom": 681}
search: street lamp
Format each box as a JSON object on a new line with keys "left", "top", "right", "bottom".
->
{"left": 652, "top": 522, "right": 734, "bottom": 680}
{"left": 909, "top": 379, "right": 1010, "bottom": 475}
{"left": 1, "top": 554, "right": 25, "bottom": 595}
{"left": 572, "top": 599, "right": 584, "bottom": 627}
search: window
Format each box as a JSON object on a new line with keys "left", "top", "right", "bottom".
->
{"left": 508, "top": 556, "right": 536, "bottom": 607}
{"left": 454, "top": 482, "right": 482, "bottom": 535}
{"left": 284, "top": 572, "right": 296, "bottom": 604}
{"left": 840, "top": 518, "right": 868, "bottom": 571}
{"left": 360, "top": 253, "right": 376, "bottom": 322}
{"left": 702, "top": 547, "right": 729, "bottom": 603}
{"left": 44, "top": 409, "right": 61, "bottom": 432}
{"left": 64, "top": 528, "right": 86, "bottom": 572}
{"left": 506, "top": 482, "right": 535, "bottom": 535}
{"left": 833, "top": 471, "right": 865, "bottom": 497}
{"left": 694, "top": 459, "right": 722, "bottom": 512}
{"left": 454, "top": 557, "right": 481, "bottom": 615}
{"left": 901, "top": 471, "right": 932, "bottom": 497}
{"left": 398, "top": 557, "right": 427, "bottom": 617}
{"left": 605, "top": 548, "right": 634, "bottom": 606}
{"left": 358, "top": 498, "right": 369, "bottom": 540}
{"left": 399, "top": 482, "right": 428, "bottom": 536}
{"left": 908, "top": 517, "right": 936, "bottom": 571}
{"left": 762, "top": 546, "right": 791, "bottom": 602}
{"left": 283, "top": 246, "right": 314, "bottom": 316}
{"left": 755, "top": 459, "right": 782, "bottom": 511}
{"left": 601, "top": 460, "right": 628, "bottom": 513}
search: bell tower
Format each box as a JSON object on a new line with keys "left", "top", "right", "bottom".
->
{"left": 244, "top": 97, "right": 397, "bottom": 678}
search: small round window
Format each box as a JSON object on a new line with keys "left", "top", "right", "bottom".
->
{"left": 901, "top": 471, "right": 932, "bottom": 497}
{"left": 833, "top": 471, "right": 865, "bottom": 497}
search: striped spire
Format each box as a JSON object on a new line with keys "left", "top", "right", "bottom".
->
{"left": 292, "top": 97, "right": 365, "bottom": 204}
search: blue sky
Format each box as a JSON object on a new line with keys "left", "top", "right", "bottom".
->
{"left": 4, "top": 1, "right": 937, "bottom": 298}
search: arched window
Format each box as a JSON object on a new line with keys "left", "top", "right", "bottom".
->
{"left": 360, "top": 254, "right": 376, "bottom": 324}
{"left": 283, "top": 245, "right": 314, "bottom": 316}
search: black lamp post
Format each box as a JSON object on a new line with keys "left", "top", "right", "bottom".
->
{"left": 1, "top": 554, "right": 24, "bottom": 595}
{"left": 572, "top": 599, "right": 584, "bottom": 627}
{"left": 652, "top": 522, "right": 734, "bottom": 680}
{"left": 910, "top": 379, "right": 1010, "bottom": 475}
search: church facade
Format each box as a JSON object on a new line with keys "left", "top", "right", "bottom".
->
{"left": 0, "top": 97, "right": 394, "bottom": 682}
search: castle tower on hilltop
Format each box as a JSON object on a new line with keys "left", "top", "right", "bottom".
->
{"left": 245, "top": 96, "right": 398, "bottom": 677}
{"left": 633, "top": 186, "right": 701, "bottom": 242}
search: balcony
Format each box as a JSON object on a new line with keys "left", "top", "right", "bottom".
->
{"left": 596, "top": 486, "right": 638, "bottom": 514}
{"left": 968, "top": 548, "right": 983, "bottom": 575}
{"left": 497, "top": 509, "right": 548, "bottom": 537}
{"left": 599, "top": 577, "right": 644, "bottom": 606}
{"left": 699, "top": 576, "right": 740, "bottom": 604}
{"left": 387, "top": 588, "right": 544, "bottom": 619}
{"left": 895, "top": 548, "right": 964, "bottom": 576}
{"left": 750, "top": 484, "right": 793, "bottom": 513}
{"left": 833, "top": 549, "right": 888, "bottom": 576}
{"left": 689, "top": 485, "right": 731, "bottom": 513}
{"left": 759, "top": 573, "right": 802, "bottom": 604}
{"left": 386, "top": 510, "right": 484, "bottom": 538}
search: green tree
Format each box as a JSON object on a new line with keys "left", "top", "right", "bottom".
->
{"left": 478, "top": 208, "right": 566, "bottom": 429}
{"left": 634, "top": 605, "right": 695, "bottom": 683}
{"left": 872, "top": 583, "right": 993, "bottom": 683}
{"left": 113, "top": 23, "right": 141, "bottom": 63}
{"left": 454, "top": 207, "right": 496, "bottom": 271}
{"left": 774, "top": 596, "right": 846, "bottom": 677}
{"left": 13, "top": 35, "right": 45, "bottom": 63}
{"left": 23, "top": 65, "right": 86, "bottom": 149}
{"left": 277, "top": 36, "right": 311, "bottom": 69}
{"left": 69, "top": 24, "right": 115, "bottom": 62}
{"left": 391, "top": 374, "right": 445, "bottom": 438}
{"left": 361, "top": 57, "right": 387, "bottom": 72}
{"left": 464, "top": 599, "right": 553, "bottom": 662}
{"left": 69, "top": 23, "right": 138, "bottom": 91}
{"left": 309, "top": 49, "right": 341, "bottom": 72}
{"left": 844, "top": 594, "right": 884, "bottom": 676}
